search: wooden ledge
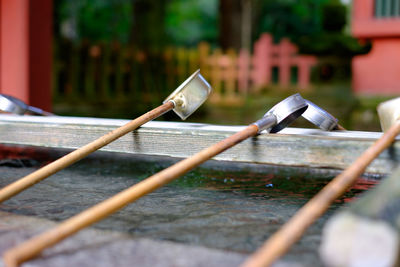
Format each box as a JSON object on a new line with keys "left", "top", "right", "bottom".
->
{"left": 0, "top": 114, "right": 399, "bottom": 174}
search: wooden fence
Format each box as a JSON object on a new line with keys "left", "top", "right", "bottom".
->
{"left": 53, "top": 33, "right": 317, "bottom": 108}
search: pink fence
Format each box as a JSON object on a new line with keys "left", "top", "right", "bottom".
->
{"left": 53, "top": 33, "right": 318, "bottom": 108}
{"left": 199, "top": 34, "right": 317, "bottom": 104}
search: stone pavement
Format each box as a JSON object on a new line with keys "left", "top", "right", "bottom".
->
{"left": 0, "top": 211, "right": 302, "bottom": 267}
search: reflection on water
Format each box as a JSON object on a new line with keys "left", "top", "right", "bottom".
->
{"left": 0, "top": 151, "right": 378, "bottom": 265}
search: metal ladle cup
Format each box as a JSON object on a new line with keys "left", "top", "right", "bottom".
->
{"left": 163, "top": 69, "right": 211, "bottom": 120}
{"left": 254, "top": 93, "right": 308, "bottom": 133}
{"left": 302, "top": 100, "right": 340, "bottom": 131}
{"left": 0, "top": 94, "right": 53, "bottom": 116}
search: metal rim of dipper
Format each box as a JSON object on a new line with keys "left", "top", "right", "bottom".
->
{"left": 0, "top": 94, "right": 53, "bottom": 116}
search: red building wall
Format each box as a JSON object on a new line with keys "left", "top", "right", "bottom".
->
{"left": 0, "top": 0, "right": 52, "bottom": 111}
{"left": 352, "top": 0, "right": 400, "bottom": 95}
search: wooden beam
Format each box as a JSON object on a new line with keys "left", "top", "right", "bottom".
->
{"left": 0, "top": 114, "right": 399, "bottom": 174}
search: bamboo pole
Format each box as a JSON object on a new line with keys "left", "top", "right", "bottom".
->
{"left": 336, "top": 124, "right": 346, "bottom": 131}
{"left": 0, "top": 101, "right": 174, "bottom": 203}
{"left": 3, "top": 124, "right": 259, "bottom": 267}
{"left": 241, "top": 120, "right": 400, "bottom": 267}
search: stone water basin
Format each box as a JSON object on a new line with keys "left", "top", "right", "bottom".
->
{"left": 0, "top": 146, "right": 379, "bottom": 266}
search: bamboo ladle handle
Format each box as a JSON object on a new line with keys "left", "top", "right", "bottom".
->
{"left": 336, "top": 124, "right": 346, "bottom": 131}
{"left": 242, "top": 120, "right": 400, "bottom": 267}
{"left": 3, "top": 124, "right": 259, "bottom": 267}
{"left": 0, "top": 101, "right": 174, "bottom": 203}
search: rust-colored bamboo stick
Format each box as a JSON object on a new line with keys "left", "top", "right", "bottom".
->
{"left": 0, "top": 101, "right": 174, "bottom": 203}
{"left": 242, "top": 120, "right": 400, "bottom": 267}
{"left": 3, "top": 124, "right": 259, "bottom": 267}
{"left": 336, "top": 124, "right": 346, "bottom": 131}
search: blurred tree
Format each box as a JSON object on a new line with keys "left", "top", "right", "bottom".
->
{"left": 241, "top": 0, "right": 253, "bottom": 50}
{"left": 55, "top": 0, "right": 217, "bottom": 48}
{"left": 296, "top": 0, "right": 370, "bottom": 57}
{"left": 165, "top": 0, "right": 218, "bottom": 46}
{"left": 53, "top": 0, "right": 368, "bottom": 57}
{"left": 56, "top": 0, "right": 132, "bottom": 43}
{"left": 322, "top": 0, "right": 346, "bottom": 32}
{"left": 219, "top": 0, "right": 242, "bottom": 50}
{"left": 131, "top": 0, "right": 167, "bottom": 49}
{"left": 217, "top": 0, "right": 253, "bottom": 51}
{"left": 253, "top": 0, "right": 369, "bottom": 57}
{"left": 253, "top": 0, "right": 326, "bottom": 43}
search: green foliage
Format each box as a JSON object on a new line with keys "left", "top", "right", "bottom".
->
{"left": 56, "top": 0, "right": 217, "bottom": 47}
{"left": 254, "top": 0, "right": 369, "bottom": 57}
{"left": 78, "top": 0, "right": 132, "bottom": 43}
{"left": 298, "top": 33, "right": 371, "bottom": 57}
{"left": 322, "top": 0, "right": 346, "bottom": 32}
{"left": 130, "top": 0, "right": 168, "bottom": 49}
{"left": 55, "top": 0, "right": 368, "bottom": 56}
{"left": 57, "top": 0, "right": 132, "bottom": 43}
{"left": 165, "top": 0, "right": 218, "bottom": 46}
{"left": 254, "top": 0, "right": 329, "bottom": 43}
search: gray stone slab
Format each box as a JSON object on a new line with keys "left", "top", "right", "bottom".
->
{"left": 0, "top": 211, "right": 245, "bottom": 267}
{"left": 0, "top": 212, "right": 304, "bottom": 267}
